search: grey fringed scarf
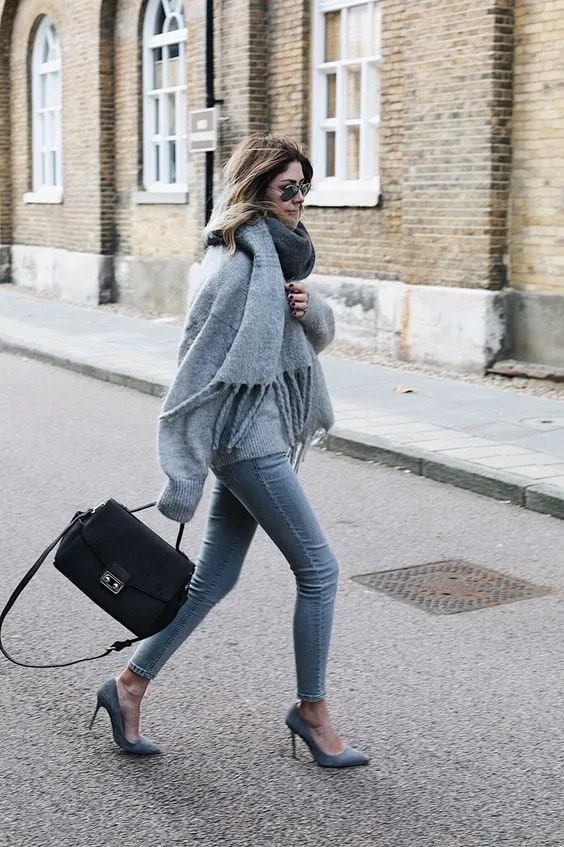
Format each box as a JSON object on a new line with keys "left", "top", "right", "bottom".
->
{"left": 159, "top": 217, "right": 334, "bottom": 465}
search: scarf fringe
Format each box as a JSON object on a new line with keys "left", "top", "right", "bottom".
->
{"left": 287, "top": 372, "right": 303, "bottom": 435}
{"left": 160, "top": 382, "right": 221, "bottom": 421}
{"left": 161, "top": 365, "right": 315, "bottom": 456}
{"left": 272, "top": 379, "right": 294, "bottom": 445}
{"left": 290, "top": 427, "right": 328, "bottom": 471}
{"left": 212, "top": 389, "right": 239, "bottom": 451}
{"left": 227, "top": 384, "right": 268, "bottom": 450}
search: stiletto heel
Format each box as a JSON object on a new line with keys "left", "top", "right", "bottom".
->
{"left": 91, "top": 679, "right": 161, "bottom": 755}
{"left": 290, "top": 729, "right": 297, "bottom": 759}
{"left": 285, "top": 703, "right": 369, "bottom": 769}
{"left": 88, "top": 702, "right": 101, "bottom": 730}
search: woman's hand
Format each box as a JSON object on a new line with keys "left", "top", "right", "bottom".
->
{"left": 285, "top": 282, "right": 309, "bottom": 319}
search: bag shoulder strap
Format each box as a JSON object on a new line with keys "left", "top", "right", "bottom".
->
{"left": 0, "top": 501, "right": 184, "bottom": 670}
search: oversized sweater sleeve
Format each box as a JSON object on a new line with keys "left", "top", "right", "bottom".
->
{"left": 156, "top": 380, "right": 231, "bottom": 523}
{"left": 300, "top": 291, "right": 335, "bottom": 354}
{"left": 156, "top": 253, "right": 247, "bottom": 523}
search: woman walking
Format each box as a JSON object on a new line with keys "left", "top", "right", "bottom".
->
{"left": 91, "top": 134, "right": 369, "bottom": 768}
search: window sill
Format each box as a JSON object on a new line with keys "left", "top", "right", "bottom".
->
{"left": 305, "top": 181, "right": 381, "bottom": 208}
{"left": 23, "top": 189, "right": 63, "bottom": 204}
{"left": 133, "top": 190, "right": 188, "bottom": 205}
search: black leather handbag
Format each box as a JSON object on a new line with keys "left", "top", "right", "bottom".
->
{"left": 0, "top": 498, "right": 195, "bottom": 669}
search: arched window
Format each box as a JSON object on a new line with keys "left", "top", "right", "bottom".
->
{"left": 31, "top": 17, "right": 62, "bottom": 197}
{"left": 142, "top": 0, "right": 187, "bottom": 192}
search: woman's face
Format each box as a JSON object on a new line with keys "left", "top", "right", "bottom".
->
{"left": 265, "top": 161, "right": 307, "bottom": 229}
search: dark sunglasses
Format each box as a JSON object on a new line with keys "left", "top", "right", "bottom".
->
{"left": 275, "top": 182, "right": 311, "bottom": 202}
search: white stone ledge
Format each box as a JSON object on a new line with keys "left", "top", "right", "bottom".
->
{"left": 133, "top": 191, "right": 188, "bottom": 205}
{"left": 23, "top": 189, "right": 63, "bottom": 204}
{"left": 306, "top": 183, "right": 381, "bottom": 207}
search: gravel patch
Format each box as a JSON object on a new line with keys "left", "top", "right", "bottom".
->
{"left": 327, "top": 341, "right": 564, "bottom": 402}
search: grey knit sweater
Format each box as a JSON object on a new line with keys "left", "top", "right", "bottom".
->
{"left": 157, "top": 218, "right": 335, "bottom": 523}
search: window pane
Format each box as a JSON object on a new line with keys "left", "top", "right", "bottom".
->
{"left": 347, "top": 66, "right": 361, "bottom": 119}
{"left": 169, "top": 39, "right": 180, "bottom": 60}
{"left": 50, "top": 150, "right": 57, "bottom": 186}
{"left": 40, "top": 152, "right": 47, "bottom": 186}
{"left": 49, "top": 72, "right": 57, "bottom": 108}
{"left": 43, "top": 111, "right": 50, "bottom": 147}
{"left": 47, "top": 111, "right": 55, "bottom": 148}
{"left": 153, "top": 48, "right": 163, "bottom": 88}
{"left": 40, "top": 74, "right": 48, "bottom": 108}
{"left": 168, "top": 140, "right": 177, "bottom": 183}
{"left": 369, "top": 65, "right": 380, "bottom": 117}
{"left": 153, "top": 96, "right": 160, "bottom": 134}
{"left": 153, "top": 143, "right": 161, "bottom": 182}
{"left": 167, "top": 16, "right": 180, "bottom": 33}
{"left": 161, "top": 46, "right": 169, "bottom": 87}
{"left": 347, "top": 126, "right": 360, "bottom": 180}
{"left": 364, "top": 127, "right": 378, "bottom": 180}
{"left": 46, "top": 73, "right": 56, "bottom": 109}
{"left": 326, "top": 73, "right": 336, "bottom": 119}
{"left": 45, "top": 146, "right": 53, "bottom": 185}
{"left": 324, "top": 11, "right": 340, "bottom": 62}
{"left": 39, "top": 112, "right": 46, "bottom": 148}
{"left": 347, "top": 3, "right": 371, "bottom": 59}
{"left": 374, "top": 2, "right": 381, "bottom": 54}
{"left": 177, "top": 90, "right": 186, "bottom": 137}
{"left": 166, "top": 92, "right": 176, "bottom": 136}
{"left": 326, "top": 131, "right": 336, "bottom": 177}
{"left": 44, "top": 24, "right": 60, "bottom": 61}
{"left": 155, "top": 1, "right": 166, "bottom": 35}
{"left": 168, "top": 55, "right": 181, "bottom": 86}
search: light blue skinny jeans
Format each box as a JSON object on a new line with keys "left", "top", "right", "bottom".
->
{"left": 128, "top": 452, "right": 339, "bottom": 701}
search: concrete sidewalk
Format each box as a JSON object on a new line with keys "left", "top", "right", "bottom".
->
{"left": 1, "top": 283, "right": 564, "bottom": 519}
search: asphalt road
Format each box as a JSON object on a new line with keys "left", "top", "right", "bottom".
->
{"left": 1, "top": 351, "right": 562, "bottom": 847}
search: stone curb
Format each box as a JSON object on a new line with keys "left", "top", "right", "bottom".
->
{"left": 326, "top": 428, "right": 564, "bottom": 521}
{"left": 2, "top": 337, "right": 563, "bottom": 521}
{"left": 0, "top": 339, "right": 167, "bottom": 397}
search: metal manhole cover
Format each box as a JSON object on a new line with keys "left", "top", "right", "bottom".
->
{"left": 351, "top": 560, "right": 553, "bottom": 615}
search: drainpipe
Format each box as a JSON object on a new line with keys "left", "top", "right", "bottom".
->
{"left": 205, "top": 0, "right": 222, "bottom": 224}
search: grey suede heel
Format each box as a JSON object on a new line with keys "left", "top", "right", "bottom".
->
{"left": 90, "top": 679, "right": 161, "bottom": 755}
{"left": 285, "top": 703, "right": 369, "bottom": 768}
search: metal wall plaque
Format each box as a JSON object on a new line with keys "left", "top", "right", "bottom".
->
{"left": 189, "top": 107, "right": 218, "bottom": 153}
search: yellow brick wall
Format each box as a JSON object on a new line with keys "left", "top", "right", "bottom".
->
{"left": 269, "top": 0, "right": 406, "bottom": 283}
{"left": 0, "top": 0, "right": 279, "bottom": 304}
{"left": 0, "top": 0, "right": 517, "bottom": 302}
{"left": 269, "top": 0, "right": 513, "bottom": 291}
{"left": 114, "top": 0, "right": 270, "bottom": 262}
{"left": 1, "top": 0, "right": 214, "bottom": 265}
{"left": 509, "top": 0, "right": 564, "bottom": 295}
{"left": 113, "top": 0, "right": 205, "bottom": 262}
{"left": 0, "top": 0, "right": 17, "bottom": 256}
{"left": 9, "top": 0, "right": 104, "bottom": 252}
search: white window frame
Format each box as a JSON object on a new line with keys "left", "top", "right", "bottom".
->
{"left": 308, "top": 0, "right": 381, "bottom": 208}
{"left": 26, "top": 17, "right": 63, "bottom": 204}
{"left": 142, "top": 0, "right": 188, "bottom": 196}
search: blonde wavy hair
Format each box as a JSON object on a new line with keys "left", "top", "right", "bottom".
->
{"left": 205, "top": 134, "right": 313, "bottom": 253}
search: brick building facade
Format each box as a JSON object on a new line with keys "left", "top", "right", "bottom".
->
{"left": 0, "top": 0, "right": 562, "bottom": 371}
